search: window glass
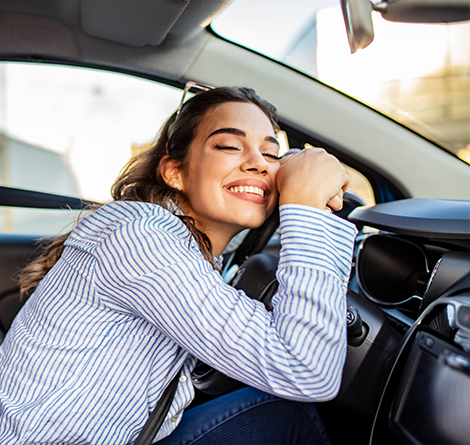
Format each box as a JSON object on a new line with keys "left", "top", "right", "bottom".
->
{"left": 0, "top": 62, "right": 182, "bottom": 234}
{"left": 344, "top": 165, "right": 375, "bottom": 206}
{"left": 0, "top": 61, "right": 373, "bottom": 235}
{"left": 212, "top": 0, "right": 470, "bottom": 163}
{"left": 0, "top": 207, "right": 80, "bottom": 236}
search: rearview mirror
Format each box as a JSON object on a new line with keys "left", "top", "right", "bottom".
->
{"left": 341, "top": 0, "right": 470, "bottom": 54}
{"left": 340, "top": 0, "right": 374, "bottom": 54}
{"left": 376, "top": 0, "right": 470, "bottom": 23}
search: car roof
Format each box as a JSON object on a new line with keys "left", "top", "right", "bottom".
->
{"left": 0, "top": 0, "right": 230, "bottom": 46}
{"left": 0, "top": 0, "right": 230, "bottom": 81}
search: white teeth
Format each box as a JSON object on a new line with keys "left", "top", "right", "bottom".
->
{"left": 228, "top": 186, "right": 265, "bottom": 197}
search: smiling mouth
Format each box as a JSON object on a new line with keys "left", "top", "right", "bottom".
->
{"left": 227, "top": 185, "right": 265, "bottom": 198}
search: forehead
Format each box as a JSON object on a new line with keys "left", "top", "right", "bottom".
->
{"left": 196, "top": 102, "right": 276, "bottom": 139}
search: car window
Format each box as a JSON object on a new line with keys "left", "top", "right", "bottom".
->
{"left": 0, "top": 61, "right": 374, "bottom": 235}
{"left": 212, "top": 0, "right": 470, "bottom": 163}
{"left": 0, "top": 62, "right": 182, "bottom": 234}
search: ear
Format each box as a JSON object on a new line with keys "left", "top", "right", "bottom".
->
{"left": 159, "top": 155, "right": 184, "bottom": 190}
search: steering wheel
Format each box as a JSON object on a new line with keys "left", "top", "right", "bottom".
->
{"left": 191, "top": 189, "right": 365, "bottom": 394}
{"left": 191, "top": 252, "right": 279, "bottom": 394}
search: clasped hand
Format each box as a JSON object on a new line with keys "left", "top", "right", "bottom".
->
{"left": 278, "top": 147, "right": 349, "bottom": 212}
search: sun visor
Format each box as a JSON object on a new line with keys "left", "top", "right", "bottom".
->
{"left": 80, "top": 0, "right": 190, "bottom": 47}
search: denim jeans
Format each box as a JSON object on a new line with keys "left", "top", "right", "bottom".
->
{"left": 157, "top": 387, "right": 331, "bottom": 445}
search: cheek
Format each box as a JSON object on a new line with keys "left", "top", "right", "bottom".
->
{"left": 185, "top": 177, "right": 219, "bottom": 213}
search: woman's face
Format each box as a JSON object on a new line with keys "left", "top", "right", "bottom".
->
{"left": 179, "top": 101, "right": 280, "bottom": 255}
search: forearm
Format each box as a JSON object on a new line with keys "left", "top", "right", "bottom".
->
{"left": 184, "top": 205, "right": 357, "bottom": 401}
{"left": 257, "top": 205, "right": 357, "bottom": 400}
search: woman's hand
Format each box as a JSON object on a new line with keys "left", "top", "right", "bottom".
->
{"left": 277, "top": 147, "right": 349, "bottom": 211}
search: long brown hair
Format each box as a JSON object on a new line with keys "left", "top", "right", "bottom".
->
{"left": 20, "top": 86, "right": 279, "bottom": 298}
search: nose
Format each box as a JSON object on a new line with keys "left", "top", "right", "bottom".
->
{"left": 240, "top": 148, "right": 269, "bottom": 175}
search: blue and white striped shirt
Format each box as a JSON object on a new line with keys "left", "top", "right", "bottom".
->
{"left": 0, "top": 201, "right": 357, "bottom": 444}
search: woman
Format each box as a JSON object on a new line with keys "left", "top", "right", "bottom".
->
{"left": 0, "top": 85, "right": 357, "bottom": 444}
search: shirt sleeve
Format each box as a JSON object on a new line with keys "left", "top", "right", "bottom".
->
{"left": 94, "top": 204, "right": 357, "bottom": 402}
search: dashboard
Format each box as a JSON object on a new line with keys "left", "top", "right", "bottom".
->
{"left": 345, "top": 198, "right": 470, "bottom": 444}
{"left": 350, "top": 198, "right": 470, "bottom": 312}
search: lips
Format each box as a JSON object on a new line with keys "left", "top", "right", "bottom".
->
{"left": 223, "top": 179, "right": 270, "bottom": 204}
{"left": 224, "top": 179, "right": 269, "bottom": 196}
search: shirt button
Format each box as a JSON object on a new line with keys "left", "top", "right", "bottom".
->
{"left": 179, "top": 375, "right": 187, "bottom": 383}
{"left": 170, "top": 416, "right": 178, "bottom": 423}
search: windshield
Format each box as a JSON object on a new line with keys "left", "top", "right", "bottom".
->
{"left": 212, "top": 0, "right": 470, "bottom": 163}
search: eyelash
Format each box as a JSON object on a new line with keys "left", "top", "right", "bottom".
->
{"left": 215, "top": 144, "right": 239, "bottom": 151}
{"left": 214, "top": 144, "right": 280, "bottom": 160}
{"left": 264, "top": 153, "right": 281, "bottom": 160}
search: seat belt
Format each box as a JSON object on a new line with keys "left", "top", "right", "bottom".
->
{"left": 133, "top": 371, "right": 181, "bottom": 445}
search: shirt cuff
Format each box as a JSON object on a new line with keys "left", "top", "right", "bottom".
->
{"left": 278, "top": 204, "right": 358, "bottom": 282}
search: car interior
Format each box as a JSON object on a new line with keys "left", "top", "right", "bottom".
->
{"left": 0, "top": 1, "right": 469, "bottom": 444}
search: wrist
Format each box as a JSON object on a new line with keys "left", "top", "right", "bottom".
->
{"left": 279, "top": 193, "right": 326, "bottom": 209}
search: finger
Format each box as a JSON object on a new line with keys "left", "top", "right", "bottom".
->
{"left": 327, "top": 194, "right": 344, "bottom": 212}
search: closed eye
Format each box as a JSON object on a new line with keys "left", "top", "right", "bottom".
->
{"left": 215, "top": 144, "right": 240, "bottom": 151}
{"left": 263, "top": 153, "right": 281, "bottom": 160}
{"left": 215, "top": 144, "right": 279, "bottom": 159}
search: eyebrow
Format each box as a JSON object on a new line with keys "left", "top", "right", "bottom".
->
{"left": 208, "top": 127, "right": 280, "bottom": 147}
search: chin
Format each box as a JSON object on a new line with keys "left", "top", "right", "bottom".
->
{"left": 236, "top": 214, "right": 268, "bottom": 230}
